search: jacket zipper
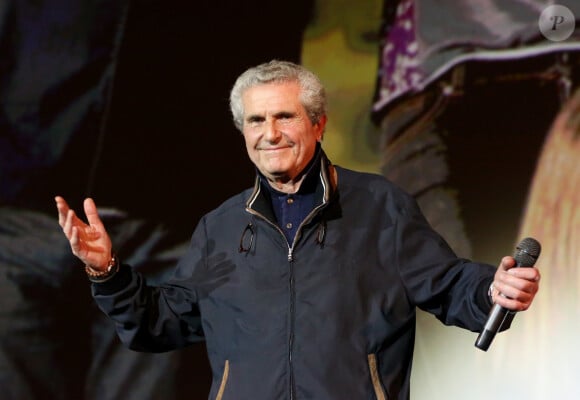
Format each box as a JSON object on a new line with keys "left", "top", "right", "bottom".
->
{"left": 246, "top": 165, "right": 331, "bottom": 399}
{"left": 248, "top": 205, "right": 325, "bottom": 400}
{"left": 245, "top": 210, "right": 296, "bottom": 399}
{"left": 288, "top": 246, "right": 295, "bottom": 400}
{"left": 286, "top": 205, "right": 327, "bottom": 400}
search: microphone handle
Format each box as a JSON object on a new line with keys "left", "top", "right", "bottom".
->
{"left": 474, "top": 304, "right": 515, "bottom": 351}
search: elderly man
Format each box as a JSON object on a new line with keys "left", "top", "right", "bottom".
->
{"left": 56, "top": 60, "right": 540, "bottom": 400}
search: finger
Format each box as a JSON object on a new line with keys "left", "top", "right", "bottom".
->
{"left": 494, "top": 292, "right": 534, "bottom": 311}
{"left": 83, "top": 198, "right": 105, "bottom": 231}
{"left": 493, "top": 273, "right": 539, "bottom": 310}
{"left": 55, "top": 196, "right": 71, "bottom": 227}
{"left": 57, "top": 197, "right": 88, "bottom": 232}
{"left": 494, "top": 273, "right": 526, "bottom": 297}
{"left": 507, "top": 266, "right": 541, "bottom": 283}
{"left": 492, "top": 257, "right": 517, "bottom": 298}
{"left": 494, "top": 282, "right": 532, "bottom": 303}
{"left": 61, "top": 209, "right": 76, "bottom": 240}
{"left": 70, "top": 225, "right": 81, "bottom": 256}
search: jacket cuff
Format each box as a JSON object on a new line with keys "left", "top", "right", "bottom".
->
{"left": 476, "top": 276, "right": 495, "bottom": 313}
{"left": 91, "top": 263, "right": 133, "bottom": 295}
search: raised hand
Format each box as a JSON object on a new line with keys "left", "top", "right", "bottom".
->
{"left": 55, "top": 196, "right": 113, "bottom": 271}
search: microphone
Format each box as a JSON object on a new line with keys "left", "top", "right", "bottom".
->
{"left": 474, "top": 237, "right": 541, "bottom": 351}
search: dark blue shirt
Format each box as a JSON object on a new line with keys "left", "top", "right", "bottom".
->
{"left": 261, "top": 148, "right": 322, "bottom": 245}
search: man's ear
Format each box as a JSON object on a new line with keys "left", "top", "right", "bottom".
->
{"left": 316, "top": 115, "right": 328, "bottom": 141}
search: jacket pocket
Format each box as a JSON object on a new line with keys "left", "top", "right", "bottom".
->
{"left": 367, "top": 354, "right": 388, "bottom": 400}
{"left": 215, "top": 360, "right": 230, "bottom": 400}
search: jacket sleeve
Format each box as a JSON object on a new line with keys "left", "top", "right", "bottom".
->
{"left": 394, "top": 192, "right": 495, "bottom": 332}
{"left": 91, "top": 218, "right": 220, "bottom": 352}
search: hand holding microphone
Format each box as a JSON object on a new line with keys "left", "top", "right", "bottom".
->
{"left": 475, "top": 237, "right": 541, "bottom": 351}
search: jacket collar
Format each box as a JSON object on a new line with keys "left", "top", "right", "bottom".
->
{"left": 245, "top": 148, "right": 337, "bottom": 222}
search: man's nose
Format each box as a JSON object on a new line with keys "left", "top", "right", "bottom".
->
{"left": 263, "top": 119, "right": 281, "bottom": 142}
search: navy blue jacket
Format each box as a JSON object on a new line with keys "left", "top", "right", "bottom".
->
{"left": 93, "top": 152, "right": 495, "bottom": 399}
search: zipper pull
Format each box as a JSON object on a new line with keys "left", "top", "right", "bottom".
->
{"left": 287, "top": 247, "right": 293, "bottom": 262}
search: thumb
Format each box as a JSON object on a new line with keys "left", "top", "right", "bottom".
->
{"left": 498, "top": 256, "right": 517, "bottom": 272}
{"left": 83, "top": 198, "right": 104, "bottom": 229}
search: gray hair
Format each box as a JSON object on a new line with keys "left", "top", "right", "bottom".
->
{"left": 229, "top": 60, "right": 327, "bottom": 131}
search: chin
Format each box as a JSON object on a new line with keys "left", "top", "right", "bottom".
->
{"left": 262, "top": 163, "right": 290, "bottom": 177}
{"left": 263, "top": 169, "right": 292, "bottom": 182}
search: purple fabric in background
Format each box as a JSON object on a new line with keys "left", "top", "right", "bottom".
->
{"left": 373, "top": 0, "right": 580, "bottom": 119}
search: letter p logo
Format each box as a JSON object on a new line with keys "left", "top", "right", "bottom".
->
{"left": 539, "top": 5, "right": 575, "bottom": 42}
{"left": 551, "top": 15, "right": 565, "bottom": 31}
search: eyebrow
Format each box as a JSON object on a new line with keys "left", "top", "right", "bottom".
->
{"left": 246, "top": 114, "right": 264, "bottom": 123}
{"left": 245, "top": 111, "right": 297, "bottom": 123}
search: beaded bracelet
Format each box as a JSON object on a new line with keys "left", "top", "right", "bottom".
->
{"left": 85, "top": 254, "right": 119, "bottom": 283}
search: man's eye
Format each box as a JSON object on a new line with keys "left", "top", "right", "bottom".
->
{"left": 277, "top": 114, "right": 294, "bottom": 123}
{"left": 247, "top": 118, "right": 264, "bottom": 126}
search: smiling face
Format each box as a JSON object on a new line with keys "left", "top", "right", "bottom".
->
{"left": 241, "top": 81, "right": 326, "bottom": 190}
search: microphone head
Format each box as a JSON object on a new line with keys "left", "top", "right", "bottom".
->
{"left": 514, "top": 237, "right": 541, "bottom": 267}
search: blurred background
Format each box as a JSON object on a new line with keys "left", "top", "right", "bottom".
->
{"left": 1, "top": 1, "right": 579, "bottom": 399}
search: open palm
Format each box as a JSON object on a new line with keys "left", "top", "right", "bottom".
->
{"left": 55, "top": 196, "right": 113, "bottom": 270}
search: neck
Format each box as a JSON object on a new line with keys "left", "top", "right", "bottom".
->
{"left": 267, "top": 174, "right": 307, "bottom": 194}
